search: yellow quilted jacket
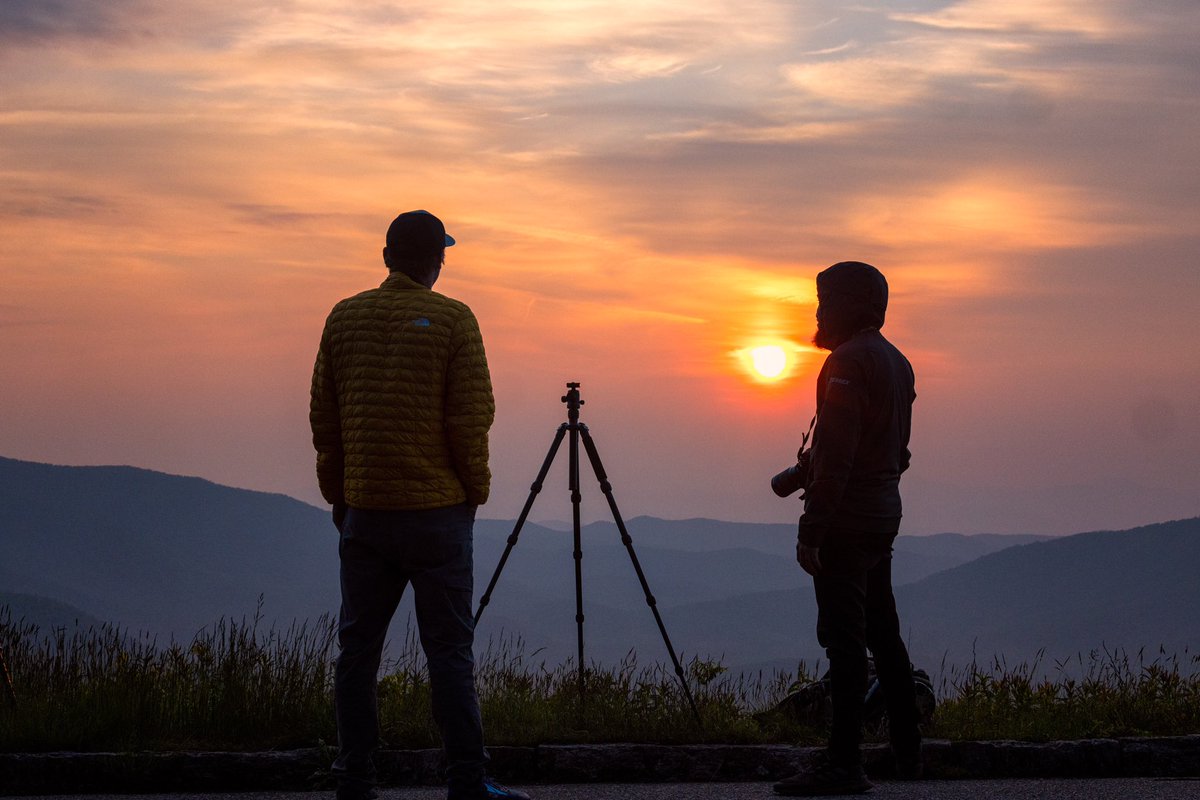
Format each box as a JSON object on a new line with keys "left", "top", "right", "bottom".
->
{"left": 310, "top": 271, "right": 495, "bottom": 509}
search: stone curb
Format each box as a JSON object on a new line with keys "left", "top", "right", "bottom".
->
{"left": 1, "top": 737, "right": 1197, "bottom": 795}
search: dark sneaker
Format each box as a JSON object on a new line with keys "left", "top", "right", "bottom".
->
{"left": 893, "top": 737, "right": 923, "bottom": 780}
{"left": 336, "top": 789, "right": 378, "bottom": 800}
{"left": 481, "top": 780, "right": 531, "bottom": 799}
{"left": 774, "top": 754, "right": 872, "bottom": 796}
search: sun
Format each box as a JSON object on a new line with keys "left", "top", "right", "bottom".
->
{"left": 749, "top": 344, "right": 788, "bottom": 380}
{"left": 735, "top": 340, "right": 808, "bottom": 384}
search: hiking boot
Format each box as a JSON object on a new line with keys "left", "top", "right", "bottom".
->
{"left": 482, "top": 780, "right": 531, "bottom": 800}
{"left": 452, "top": 779, "right": 532, "bottom": 800}
{"left": 773, "top": 753, "right": 873, "bottom": 796}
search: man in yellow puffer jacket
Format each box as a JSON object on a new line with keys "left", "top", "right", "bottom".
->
{"left": 310, "top": 211, "right": 529, "bottom": 800}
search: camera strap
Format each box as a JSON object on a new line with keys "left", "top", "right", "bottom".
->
{"left": 797, "top": 414, "right": 815, "bottom": 460}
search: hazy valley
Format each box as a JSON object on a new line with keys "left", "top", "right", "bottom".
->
{"left": 2, "top": 456, "right": 1196, "bottom": 678}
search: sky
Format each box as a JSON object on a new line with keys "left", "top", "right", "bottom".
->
{"left": 2, "top": 0, "right": 1198, "bottom": 536}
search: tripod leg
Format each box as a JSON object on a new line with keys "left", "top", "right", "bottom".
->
{"left": 569, "top": 417, "right": 587, "bottom": 720}
{"left": 474, "top": 423, "right": 568, "bottom": 624}
{"left": 578, "top": 424, "right": 703, "bottom": 728}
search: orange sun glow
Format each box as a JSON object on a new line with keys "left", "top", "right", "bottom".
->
{"left": 749, "top": 344, "right": 788, "bottom": 380}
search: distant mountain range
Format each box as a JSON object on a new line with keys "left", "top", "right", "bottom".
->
{"left": 641, "top": 516, "right": 1200, "bottom": 677}
{"left": 2, "top": 455, "right": 1196, "bottom": 677}
{"left": 0, "top": 591, "right": 100, "bottom": 633}
{"left": 0, "top": 456, "right": 337, "bottom": 638}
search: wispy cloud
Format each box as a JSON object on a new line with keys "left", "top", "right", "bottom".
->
{"left": 0, "top": 0, "right": 144, "bottom": 44}
{"left": 891, "top": 1, "right": 1121, "bottom": 35}
{"left": 1, "top": 0, "right": 1198, "bottom": 529}
{"left": 226, "top": 203, "right": 352, "bottom": 228}
{"left": 0, "top": 190, "right": 111, "bottom": 219}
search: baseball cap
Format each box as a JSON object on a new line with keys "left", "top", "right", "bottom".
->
{"left": 386, "top": 210, "right": 456, "bottom": 256}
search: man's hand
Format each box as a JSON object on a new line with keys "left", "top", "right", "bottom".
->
{"left": 797, "top": 542, "right": 823, "bottom": 576}
{"left": 332, "top": 502, "right": 348, "bottom": 533}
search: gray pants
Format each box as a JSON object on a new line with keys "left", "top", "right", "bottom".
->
{"left": 333, "top": 503, "right": 487, "bottom": 799}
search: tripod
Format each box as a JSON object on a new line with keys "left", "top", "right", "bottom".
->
{"left": 474, "top": 382, "right": 701, "bottom": 726}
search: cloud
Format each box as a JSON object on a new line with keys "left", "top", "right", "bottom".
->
{"left": 0, "top": 0, "right": 256, "bottom": 48}
{"left": 205, "top": 0, "right": 793, "bottom": 95}
{"left": 588, "top": 50, "right": 692, "bottom": 83}
{"left": 0, "top": 0, "right": 142, "bottom": 44}
{"left": 0, "top": 191, "right": 112, "bottom": 219}
{"left": 891, "top": 0, "right": 1120, "bottom": 36}
{"left": 2, "top": 0, "right": 1199, "bottom": 528}
{"left": 842, "top": 175, "right": 1153, "bottom": 251}
{"left": 226, "top": 203, "right": 349, "bottom": 229}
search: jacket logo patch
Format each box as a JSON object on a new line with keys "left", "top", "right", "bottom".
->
{"left": 829, "top": 376, "right": 851, "bottom": 386}
{"left": 411, "top": 317, "right": 431, "bottom": 327}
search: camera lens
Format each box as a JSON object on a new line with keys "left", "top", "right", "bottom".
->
{"left": 771, "top": 464, "right": 805, "bottom": 497}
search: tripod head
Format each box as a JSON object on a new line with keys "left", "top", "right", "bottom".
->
{"left": 562, "top": 381, "right": 584, "bottom": 424}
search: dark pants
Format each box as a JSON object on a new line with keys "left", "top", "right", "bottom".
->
{"left": 813, "top": 528, "right": 921, "bottom": 767}
{"left": 333, "top": 503, "right": 487, "bottom": 799}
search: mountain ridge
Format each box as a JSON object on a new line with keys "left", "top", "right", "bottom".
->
{"left": 2, "top": 455, "right": 1194, "bottom": 675}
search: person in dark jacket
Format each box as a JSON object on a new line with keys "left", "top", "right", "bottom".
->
{"left": 774, "top": 261, "right": 923, "bottom": 796}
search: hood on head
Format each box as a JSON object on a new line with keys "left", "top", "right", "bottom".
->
{"left": 816, "top": 261, "right": 888, "bottom": 331}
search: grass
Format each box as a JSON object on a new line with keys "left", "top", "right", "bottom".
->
{"left": 0, "top": 608, "right": 336, "bottom": 751}
{"left": 2, "top": 606, "right": 1197, "bottom": 752}
{"left": 374, "top": 626, "right": 806, "bottom": 748}
{"left": 929, "top": 646, "right": 1200, "bottom": 741}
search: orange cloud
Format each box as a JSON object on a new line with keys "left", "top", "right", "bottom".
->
{"left": 2, "top": 0, "right": 1198, "bottom": 531}
{"left": 845, "top": 176, "right": 1150, "bottom": 252}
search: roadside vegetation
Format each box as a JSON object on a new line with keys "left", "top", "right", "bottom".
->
{"left": 1, "top": 607, "right": 1197, "bottom": 752}
{"left": 933, "top": 646, "right": 1200, "bottom": 741}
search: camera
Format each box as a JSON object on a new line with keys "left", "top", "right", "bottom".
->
{"left": 771, "top": 415, "right": 815, "bottom": 498}
{"left": 770, "top": 450, "right": 810, "bottom": 498}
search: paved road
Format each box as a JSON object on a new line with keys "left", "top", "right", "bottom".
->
{"left": 9, "top": 780, "right": 1200, "bottom": 800}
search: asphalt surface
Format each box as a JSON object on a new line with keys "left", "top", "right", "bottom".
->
{"left": 8, "top": 781, "right": 1200, "bottom": 800}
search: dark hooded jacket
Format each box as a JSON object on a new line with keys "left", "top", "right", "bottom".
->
{"left": 798, "top": 262, "right": 915, "bottom": 547}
